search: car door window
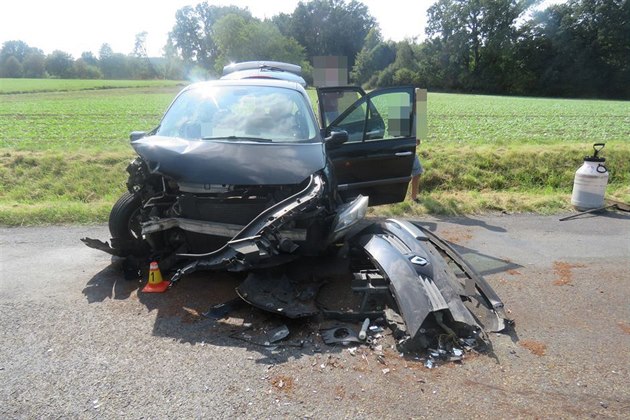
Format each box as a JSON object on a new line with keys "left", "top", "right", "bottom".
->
{"left": 319, "top": 90, "right": 363, "bottom": 130}
{"left": 365, "top": 91, "right": 413, "bottom": 141}
{"left": 327, "top": 90, "right": 413, "bottom": 143}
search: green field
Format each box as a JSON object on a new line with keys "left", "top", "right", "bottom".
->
{"left": 0, "top": 78, "right": 183, "bottom": 94}
{"left": 0, "top": 79, "right": 628, "bottom": 224}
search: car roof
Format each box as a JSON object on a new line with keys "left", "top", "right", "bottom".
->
{"left": 220, "top": 61, "right": 307, "bottom": 87}
{"left": 220, "top": 68, "right": 307, "bottom": 86}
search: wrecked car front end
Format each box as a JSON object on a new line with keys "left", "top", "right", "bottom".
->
{"left": 84, "top": 79, "right": 364, "bottom": 273}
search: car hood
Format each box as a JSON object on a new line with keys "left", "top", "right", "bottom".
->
{"left": 132, "top": 136, "right": 327, "bottom": 185}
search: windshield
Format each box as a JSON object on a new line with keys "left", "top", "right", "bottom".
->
{"left": 156, "top": 85, "right": 317, "bottom": 142}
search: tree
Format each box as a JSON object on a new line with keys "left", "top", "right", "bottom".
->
{"left": 45, "top": 50, "right": 75, "bottom": 78}
{"left": 98, "top": 43, "right": 130, "bottom": 79}
{"left": 80, "top": 51, "right": 99, "bottom": 67}
{"left": 1, "top": 55, "right": 23, "bottom": 77}
{"left": 22, "top": 51, "right": 46, "bottom": 78}
{"left": 212, "top": 14, "right": 306, "bottom": 73}
{"left": 132, "top": 31, "right": 158, "bottom": 79}
{"left": 519, "top": 0, "right": 630, "bottom": 98}
{"left": 279, "top": 0, "right": 376, "bottom": 68}
{"left": 168, "top": 2, "right": 253, "bottom": 73}
{"left": 0, "top": 40, "right": 45, "bottom": 78}
{"left": 73, "top": 59, "right": 102, "bottom": 79}
{"left": 425, "top": 0, "right": 537, "bottom": 92}
{"left": 351, "top": 29, "right": 397, "bottom": 85}
{"left": 98, "top": 43, "right": 113, "bottom": 61}
{"left": 163, "top": 38, "right": 185, "bottom": 80}
{"left": 0, "top": 40, "right": 33, "bottom": 63}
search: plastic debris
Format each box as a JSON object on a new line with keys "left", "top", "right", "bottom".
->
{"left": 320, "top": 325, "right": 361, "bottom": 345}
{"left": 265, "top": 325, "right": 290, "bottom": 345}
{"left": 203, "top": 298, "right": 245, "bottom": 319}
{"left": 359, "top": 317, "right": 370, "bottom": 340}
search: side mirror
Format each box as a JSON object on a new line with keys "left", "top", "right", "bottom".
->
{"left": 129, "top": 131, "right": 147, "bottom": 142}
{"left": 324, "top": 130, "right": 348, "bottom": 148}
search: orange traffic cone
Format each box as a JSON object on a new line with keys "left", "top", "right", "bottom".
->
{"left": 142, "top": 261, "right": 170, "bottom": 293}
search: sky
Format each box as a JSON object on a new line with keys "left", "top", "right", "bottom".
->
{"left": 1, "top": 0, "right": 563, "bottom": 59}
{"left": 0, "top": 0, "right": 435, "bottom": 58}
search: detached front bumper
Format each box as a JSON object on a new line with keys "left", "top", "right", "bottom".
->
{"left": 351, "top": 218, "right": 509, "bottom": 350}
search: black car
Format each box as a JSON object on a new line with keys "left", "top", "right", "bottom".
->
{"left": 88, "top": 63, "right": 417, "bottom": 269}
{"left": 84, "top": 62, "right": 508, "bottom": 351}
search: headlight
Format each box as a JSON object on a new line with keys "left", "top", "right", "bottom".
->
{"left": 329, "top": 195, "right": 369, "bottom": 242}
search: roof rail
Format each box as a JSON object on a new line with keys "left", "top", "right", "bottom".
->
{"left": 222, "top": 61, "right": 302, "bottom": 76}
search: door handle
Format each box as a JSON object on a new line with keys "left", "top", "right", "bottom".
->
{"left": 395, "top": 151, "right": 413, "bottom": 157}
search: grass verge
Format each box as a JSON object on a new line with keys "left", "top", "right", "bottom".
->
{"left": 2, "top": 83, "right": 628, "bottom": 225}
{"left": 1, "top": 143, "right": 627, "bottom": 225}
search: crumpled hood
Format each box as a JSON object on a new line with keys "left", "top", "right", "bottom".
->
{"left": 132, "top": 136, "right": 326, "bottom": 185}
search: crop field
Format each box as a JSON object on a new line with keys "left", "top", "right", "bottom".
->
{"left": 0, "top": 78, "right": 182, "bottom": 94}
{"left": 0, "top": 79, "right": 628, "bottom": 224}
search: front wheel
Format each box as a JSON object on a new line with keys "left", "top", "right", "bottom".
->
{"left": 109, "top": 192, "right": 143, "bottom": 241}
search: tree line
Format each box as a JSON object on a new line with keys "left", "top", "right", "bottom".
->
{"left": 1, "top": 0, "right": 628, "bottom": 98}
{"left": 0, "top": 33, "right": 182, "bottom": 80}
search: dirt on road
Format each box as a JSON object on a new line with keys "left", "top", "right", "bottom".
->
{"left": 1, "top": 212, "right": 629, "bottom": 418}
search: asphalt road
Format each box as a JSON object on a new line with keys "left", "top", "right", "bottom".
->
{"left": 1, "top": 212, "right": 629, "bottom": 418}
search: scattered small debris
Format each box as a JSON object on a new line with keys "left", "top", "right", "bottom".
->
{"left": 382, "top": 368, "right": 390, "bottom": 374}
{"left": 519, "top": 339, "right": 547, "bottom": 356}
{"left": 270, "top": 375, "right": 294, "bottom": 393}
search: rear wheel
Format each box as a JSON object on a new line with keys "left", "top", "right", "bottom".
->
{"left": 109, "top": 192, "right": 142, "bottom": 240}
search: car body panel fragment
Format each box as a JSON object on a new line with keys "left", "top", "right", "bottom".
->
{"left": 131, "top": 136, "right": 326, "bottom": 185}
{"left": 352, "top": 218, "right": 509, "bottom": 350}
{"left": 236, "top": 271, "right": 322, "bottom": 318}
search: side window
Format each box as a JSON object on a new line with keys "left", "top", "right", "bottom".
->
{"left": 320, "top": 90, "right": 362, "bottom": 128}
{"left": 366, "top": 91, "right": 413, "bottom": 141}
{"left": 320, "top": 87, "right": 414, "bottom": 143}
{"left": 329, "top": 102, "right": 367, "bottom": 142}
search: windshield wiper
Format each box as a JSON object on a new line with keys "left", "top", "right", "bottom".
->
{"left": 201, "top": 136, "right": 273, "bottom": 143}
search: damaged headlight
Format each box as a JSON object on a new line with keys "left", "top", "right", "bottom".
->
{"left": 329, "top": 195, "right": 369, "bottom": 242}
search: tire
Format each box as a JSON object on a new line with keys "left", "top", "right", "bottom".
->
{"left": 109, "top": 192, "right": 142, "bottom": 240}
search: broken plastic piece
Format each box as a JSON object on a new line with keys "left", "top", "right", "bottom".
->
{"left": 359, "top": 317, "right": 370, "bottom": 340}
{"left": 320, "top": 326, "right": 361, "bottom": 345}
{"left": 202, "top": 298, "right": 245, "bottom": 319}
{"left": 264, "top": 325, "right": 290, "bottom": 345}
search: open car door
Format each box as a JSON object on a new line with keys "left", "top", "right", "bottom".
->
{"left": 318, "top": 86, "right": 416, "bottom": 206}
